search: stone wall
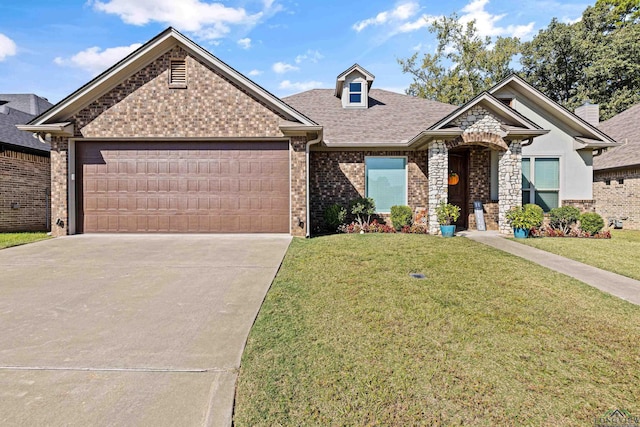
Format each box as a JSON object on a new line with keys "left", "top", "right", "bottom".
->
{"left": 309, "top": 150, "right": 429, "bottom": 232}
{"left": 0, "top": 149, "right": 50, "bottom": 232}
{"left": 498, "top": 141, "right": 522, "bottom": 234}
{"left": 593, "top": 168, "right": 640, "bottom": 229}
{"left": 454, "top": 106, "right": 505, "bottom": 134}
{"left": 428, "top": 141, "right": 448, "bottom": 234}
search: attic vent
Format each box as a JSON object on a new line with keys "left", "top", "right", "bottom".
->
{"left": 169, "top": 60, "right": 187, "bottom": 88}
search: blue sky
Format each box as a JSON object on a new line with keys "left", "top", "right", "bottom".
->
{"left": 0, "top": 0, "right": 591, "bottom": 104}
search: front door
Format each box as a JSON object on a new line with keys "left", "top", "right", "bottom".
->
{"left": 448, "top": 151, "right": 469, "bottom": 229}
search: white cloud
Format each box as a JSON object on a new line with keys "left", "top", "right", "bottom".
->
{"left": 295, "top": 49, "right": 323, "bottom": 64}
{"left": 459, "top": 0, "right": 535, "bottom": 40}
{"left": 561, "top": 16, "right": 582, "bottom": 24}
{"left": 248, "top": 69, "right": 262, "bottom": 76}
{"left": 352, "top": 2, "right": 420, "bottom": 32}
{"left": 278, "top": 80, "right": 323, "bottom": 92}
{"left": 0, "top": 33, "right": 17, "bottom": 61}
{"left": 92, "top": 0, "right": 280, "bottom": 40}
{"left": 54, "top": 43, "right": 143, "bottom": 75}
{"left": 396, "top": 14, "right": 439, "bottom": 33}
{"left": 237, "top": 37, "right": 252, "bottom": 49}
{"left": 272, "top": 61, "right": 299, "bottom": 74}
{"left": 411, "top": 42, "right": 423, "bottom": 51}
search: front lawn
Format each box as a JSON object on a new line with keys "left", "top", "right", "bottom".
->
{"left": 0, "top": 232, "right": 50, "bottom": 249}
{"left": 234, "top": 234, "right": 640, "bottom": 426}
{"left": 515, "top": 230, "right": 640, "bottom": 281}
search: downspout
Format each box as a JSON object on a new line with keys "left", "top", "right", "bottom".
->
{"left": 305, "top": 132, "right": 322, "bottom": 237}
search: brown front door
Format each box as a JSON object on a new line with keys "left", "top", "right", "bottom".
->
{"left": 448, "top": 151, "right": 469, "bottom": 229}
{"left": 76, "top": 141, "right": 290, "bottom": 233}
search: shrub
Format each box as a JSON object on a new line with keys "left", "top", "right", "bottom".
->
{"left": 549, "top": 206, "right": 581, "bottom": 235}
{"left": 435, "top": 202, "right": 461, "bottom": 225}
{"left": 390, "top": 205, "right": 413, "bottom": 231}
{"left": 349, "top": 197, "right": 376, "bottom": 227}
{"left": 323, "top": 204, "right": 347, "bottom": 232}
{"left": 524, "top": 204, "right": 544, "bottom": 228}
{"left": 506, "top": 206, "right": 539, "bottom": 230}
{"left": 580, "top": 212, "right": 605, "bottom": 235}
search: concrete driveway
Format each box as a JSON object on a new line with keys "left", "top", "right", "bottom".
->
{"left": 0, "top": 234, "right": 291, "bottom": 426}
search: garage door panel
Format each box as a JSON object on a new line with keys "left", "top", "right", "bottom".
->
{"left": 78, "top": 141, "right": 289, "bottom": 233}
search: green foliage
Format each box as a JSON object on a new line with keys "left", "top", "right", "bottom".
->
{"left": 390, "top": 205, "right": 413, "bottom": 231}
{"left": 521, "top": 0, "right": 640, "bottom": 120}
{"left": 524, "top": 204, "right": 544, "bottom": 228}
{"left": 435, "top": 202, "right": 461, "bottom": 225}
{"left": 398, "top": 14, "right": 520, "bottom": 105}
{"left": 549, "top": 206, "right": 581, "bottom": 235}
{"left": 349, "top": 197, "right": 376, "bottom": 227}
{"left": 580, "top": 212, "right": 605, "bottom": 235}
{"left": 323, "top": 204, "right": 347, "bottom": 232}
{"left": 506, "top": 206, "right": 540, "bottom": 230}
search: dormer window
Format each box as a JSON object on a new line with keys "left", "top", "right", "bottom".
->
{"left": 349, "top": 82, "right": 362, "bottom": 103}
{"left": 335, "top": 63, "right": 375, "bottom": 109}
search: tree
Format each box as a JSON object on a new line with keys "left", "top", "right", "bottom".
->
{"left": 398, "top": 14, "right": 521, "bottom": 105}
{"left": 520, "top": 0, "right": 640, "bottom": 119}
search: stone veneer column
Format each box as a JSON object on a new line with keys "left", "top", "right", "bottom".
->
{"left": 498, "top": 141, "right": 522, "bottom": 234}
{"left": 290, "top": 135, "right": 308, "bottom": 237}
{"left": 50, "top": 136, "right": 69, "bottom": 237}
{"left": 428, "top": 141, "right": 448, "bottom": 234}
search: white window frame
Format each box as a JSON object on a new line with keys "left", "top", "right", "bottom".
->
{"left": 522, "top": 155, "right": 562, "bottom": 211}
{"left": 364, "top": 156, "right": 408, "bottom": 214}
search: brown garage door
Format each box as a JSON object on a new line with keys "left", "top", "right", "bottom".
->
{"left": 76, "top": 141, "right": 290, "bottom": 233}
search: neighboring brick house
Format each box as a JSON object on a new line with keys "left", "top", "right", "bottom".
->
{"left": 593, "top": 104, "right": 640, "bottom": 229}
{"left": 1, "top": 94, "right": 53, "bottom": 232}
{"left": 19, "top": 28, "right": 619, "bottom": 237}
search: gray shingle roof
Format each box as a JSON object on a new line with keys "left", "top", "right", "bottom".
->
{"left": 0, "top": 94, "right": 52, "bottom": 116}
{"left": 283, "top": 89, "right": 457, "bottom": 144}
{"left": 594, "top": 103, "right": 640, "bottom": 170}
{"left": 0, "top": 106, "right": 49, "bottom": 152}
{"left": 0, "top": 94, "right": 53, "bottom": 153}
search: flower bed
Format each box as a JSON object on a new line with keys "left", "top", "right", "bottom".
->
{"left": 530, "top": 226, "right": 611, "bottom": 239}
{"left": 338, "top": 220, "right": 428, "bottom": 234}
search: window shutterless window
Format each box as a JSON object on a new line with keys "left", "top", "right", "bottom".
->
{"left": 349, "top": 82, "right": 362, "bottom": 103}
{"left": 365, "top": 157, "right": 407, "bottom": 212}
{"left": 522, "top": 157, "right": 559, "bottom": 211}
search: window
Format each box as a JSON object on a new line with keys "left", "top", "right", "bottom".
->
{"left": 522, "top": 157, "right": 559, "bottom": 212}
{"left": 169, "top": 60, "right": 187, "bottom": 87}
{"left": 365, "top": 157, "right": 407, "bottom": 212}
{"left": 619, "top": 179, "right": 624, "bottom": 185}
{"left": 349, "top": 82, "right": 362, "bottom": 104}
{"left": 605, "top": 179, "right": 611, "bottom": 186}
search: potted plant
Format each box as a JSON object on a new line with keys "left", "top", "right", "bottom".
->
{"left": 506, "top": 205, "right": 540, "bottom": 238}
{"left": 435, "top": 201, "right": 461, "bottom": 237}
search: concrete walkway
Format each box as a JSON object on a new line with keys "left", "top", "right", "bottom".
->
{"left": 0, "top": 234, "right": 291, "bottom": 427}
{"left": 461, "top": 230, "right": 640, "bottom": 305}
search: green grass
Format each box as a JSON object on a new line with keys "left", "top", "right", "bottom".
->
{"left": 514, "top": 230, "right": 640, "bottom": 281}
{"left": 234, "top": 234, "right": 640, "bottom": 426}
{"left": 0, "top": 232, "right": 50, "bottom": 249}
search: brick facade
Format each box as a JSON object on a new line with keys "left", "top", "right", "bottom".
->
{"left": 468, "top": 147, "right": 499, "bottom": 230}
{"left": 49, "top": 137, "right": 68, "bottom": 236}
{"left": 594, "top": 168, "right": 640, "bottom": 229}
{"left": 77, "top": 47, "right": 286, "bottom": 139}
{"left": 0, "top": 149, "right": 50, "bottom": 232}
{"left": 309, "top": 150, "right": 428, "bottom": 232}
{"left": 290, "top": 136, "right": 308, "bottom": 237}
{"left": 49, "top": 46, "right": 308, "bottom": 236}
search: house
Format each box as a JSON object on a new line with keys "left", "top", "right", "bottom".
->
{"left": 1, "top": 94, "right": 53, "bottom": 232}
{"left": 19, "top": 28, "right": 619, "bottom": 237}
{"left": 592, "top": 103, "right": 640, "bottom": 229}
